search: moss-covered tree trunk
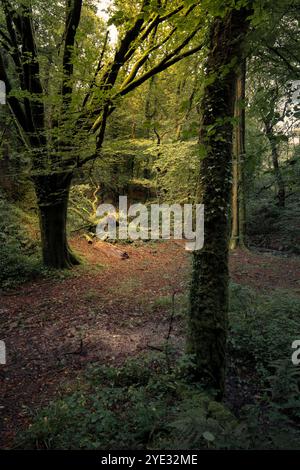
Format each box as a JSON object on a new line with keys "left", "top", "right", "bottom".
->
{"left": 230, "top": 61, "right": 247, "bottom": 249}
{"left": 34, "top": 172, "right": 79, "bottom": 269}
{"left": 188, "top": 8, "right": 250, "bottom": 398}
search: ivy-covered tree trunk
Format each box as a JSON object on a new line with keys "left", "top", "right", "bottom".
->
{"left": 34, "top": 172, "right": 79, "bottom": 269}
{"left": 188, "top": 8, "right": 250, "bottom": 398}
{"left": 230, "top": 61, "right": 247, "bottom": 249}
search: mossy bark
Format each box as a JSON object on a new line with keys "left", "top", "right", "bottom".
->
{"left": 34, "top": 172, "right": 80, "bottom": 269}
{"left": 188, "top": 8, "right": 250, "bottom": 398}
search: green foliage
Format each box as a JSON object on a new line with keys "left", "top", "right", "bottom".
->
{"left": 68, "top": 140, "right": 157, "bottom": 236}
{"left": 229, "top": 283, "right": 300, "bottom": 371}
{"left": 99, "top": 139, "right": 156, "bottom": 192}
{"left": 239, "top": 358, "right": 300, "bottom": 449}
{"left": 0, "top": 246, "right": 41, "bottom": 290}
{"left": 151, "top": 141, "right": 199, "bottom": 204}
{"left": 16, "top": 353, "right": 238, "bottom": 450}
{"left": 247, "top": 194, "right": 300, "bottom": 252}
{"left": 154, "top": 392, "right": 245, "bottom": 450}
{"left": 68, "top": 184, "right": 100, "bottom": 236}
{"left": 0, "top": 195, "right": 42, "bottom": 289}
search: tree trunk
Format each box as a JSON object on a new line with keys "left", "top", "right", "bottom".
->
{"left": 230, "top": 61, "right": 247, "bottom": 249}
{"left": 144, "top": 76, "right": 156, "bottom": 139}
{"left": 34, "top": 172, "right": 80, "bottom": 269}
{"left": 188, "top": 8, "right": 250, "bottom": 398}
{"left": 269, "top": 136, "right": 285, "bottom": 208}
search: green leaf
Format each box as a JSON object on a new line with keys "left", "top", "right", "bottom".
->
{"left": 203, "top": 431, "right": 215, "bottom": 442}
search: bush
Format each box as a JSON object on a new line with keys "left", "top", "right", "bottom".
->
{"left": 16, "top": 351, "right": 300, "bottom": 449}
{"left": 229, "top": 283, "right": 300, "bottom": 372}
{"left": 16, "top": 353, "right": 239, "bottom": 450}
{"left": 0, "top": 195, "right": 42, "bottom": 288}
{"left": 246, "top": 196, "right": 300, "bottom": 253}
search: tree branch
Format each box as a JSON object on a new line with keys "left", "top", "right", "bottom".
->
{"left": 0, "top": 52, "right": 28, "bottom": 134}
{"left": 267, "top": 45, "right": 300, "bottom": 78}
{"left": 120, "top": 26, "right": 177, "bottom": 89}
{"left": 61, "top": 0, "right": 83, "bottom": 107}
{"left": 81, "top": 30, "right": 109, "bottom": 110}
{"left": 116, "top": 42, "right": 203, "bottom": 99}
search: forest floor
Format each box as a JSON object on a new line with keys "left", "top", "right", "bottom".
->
{"left": 1, "top": 238, "right": 300, "bottom": 448}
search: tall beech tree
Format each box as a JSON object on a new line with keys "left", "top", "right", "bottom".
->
{"left": 0, "top": 0, "right": 203, "bottom": 268}
{"left": 188, "top": 3, "right": 252, "bottom": 397}
{"left": 0, "top": 0, "right": 84, "bottom": 267}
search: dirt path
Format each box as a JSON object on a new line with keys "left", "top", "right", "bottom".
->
{"left": 1, "top": 239, "right": 300, "bottom": 448}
